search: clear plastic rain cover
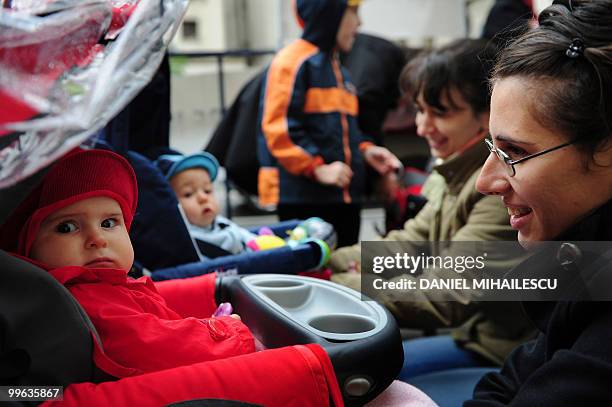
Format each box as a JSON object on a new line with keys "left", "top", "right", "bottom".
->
{"left": 0, "top": 0, "right": 188, "bottom": 188}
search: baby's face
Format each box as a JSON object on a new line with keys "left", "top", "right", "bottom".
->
{"left": 170, "top": 168, "right": 219, "bottom": 228}
{"left": 30, "top": 196, "right": 134, "bottom": 270}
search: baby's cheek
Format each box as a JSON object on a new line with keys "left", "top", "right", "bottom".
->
{"left": 120, "top": 240, "right": 135, "bottom": 270}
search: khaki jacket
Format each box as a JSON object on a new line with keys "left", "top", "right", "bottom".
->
{"left": 330, "top": 141, "right": 536, "bottom": 364}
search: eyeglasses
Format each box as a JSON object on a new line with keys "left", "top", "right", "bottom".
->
{"left": 485, "top": 137, "right": 575, "bottom": 177}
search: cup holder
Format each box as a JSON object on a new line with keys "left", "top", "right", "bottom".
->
{"left": 309, "top": 314, "right": 376, "bottom": 335}
{"left": 242, "top": 274, "right": 387, "bottom": 340}
{"left": 256, "top": 283, "right": 312, "bottom": 309}
{"left": 251, "top": 280, "right": 305, "bottom": 288}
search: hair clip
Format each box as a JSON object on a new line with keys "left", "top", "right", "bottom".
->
{"left": 566, "top": 38, "right": 584, "bottom": 58}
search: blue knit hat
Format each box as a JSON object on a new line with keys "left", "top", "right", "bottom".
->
{"left": 155, "top": 152, "right": 220, "bottom": 181}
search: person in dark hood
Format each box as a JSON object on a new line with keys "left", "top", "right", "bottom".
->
{"left": 469, "top": 0, "right": 612, "bottom": 405}
{"left": 257, "top": 0, "right": 401, "bottom": 247}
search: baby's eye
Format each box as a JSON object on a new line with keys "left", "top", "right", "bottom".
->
{"left": 56, "top": 222, "right": 77, "bottom": 234}
{"left": 182, "top": 191, "right": 193, "bottom": 198}
{"left": 101, "top": 218, "right": 118, "bottom": 228}
{"left": 204, "top": 189, "right": 213, "bottom": 194}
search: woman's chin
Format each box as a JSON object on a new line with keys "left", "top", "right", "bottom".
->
{"left": 517, "top": 231, "right": 545, "bottom": 251}
{"left": 518, "top": 238, "right": 537, "bottom": 250}
{"left": 430, "top": 149, "right": 446, "bottom": 159}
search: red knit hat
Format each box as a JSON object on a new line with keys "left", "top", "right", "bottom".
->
{"left": 0, "top": 148, "right": 138, "bottom": 257}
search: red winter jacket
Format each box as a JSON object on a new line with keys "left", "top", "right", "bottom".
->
{"left": 48, "top": 344, "right": 343, "bottom": 407}
{"left": 17, "top": 259, "right": 343, "bottom": 406}
{"left": 46, "top": 267, "right": 255, "bottom": 374}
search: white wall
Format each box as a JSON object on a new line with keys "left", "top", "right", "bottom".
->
{"left": 245, "top": 0, "right": 283, "bottom": 49}
{"left": 360, "top": 0, "right": 467, "bottom": 42}
{"left": 171, "top": 0, "right": 249, "bottom": 51}
{"left": 172, "top": 0, "right": 223, "bottom": 51}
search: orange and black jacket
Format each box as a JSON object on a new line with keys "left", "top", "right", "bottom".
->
{"left": 257, "top": 0, "right": 374, "bottom": 206}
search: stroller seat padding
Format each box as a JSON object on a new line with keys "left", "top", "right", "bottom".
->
{"left": 0, "top": 250, "right": 98, "bottom": 386}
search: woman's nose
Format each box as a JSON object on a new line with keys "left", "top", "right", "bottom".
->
{"left": 476, "top": 154, "right": 511, "bottom": 196}
{"left": 415, "top": 111, "right": 434, "bottom": 137}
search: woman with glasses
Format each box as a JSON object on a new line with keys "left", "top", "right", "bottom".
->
{"left": 469, "top": 0, "right": 612, "bottom": 404}
{"left": 330, "top": 39, "right": 536, "bottom": 383}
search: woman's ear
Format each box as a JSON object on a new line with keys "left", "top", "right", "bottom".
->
{"left": 476, "top": 111, "right": 490, "bottom": 137}
{"left": 593, "top": 136, "right": 612, "bottom": 168}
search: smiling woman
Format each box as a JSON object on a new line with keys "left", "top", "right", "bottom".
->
{"left": 405, "top": 40, "right": 493, "bottom": 160}
{"left": 477, "top": 75, "right": 612, "bottom": 245}
{"left": 466, "top": 0, "right": 612, "bottom": 405}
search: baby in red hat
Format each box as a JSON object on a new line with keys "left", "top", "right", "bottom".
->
{"left": 0, "top": 148, "right": 347, "bottom": 407}
{"left": 0, "top": 148, "right": 346, "bottom": 406}
{"left": 0, "top": 148, "right": 258, "bottom": 373}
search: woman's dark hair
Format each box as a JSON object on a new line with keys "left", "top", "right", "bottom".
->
{"left": 399, "top": 38, "right": 498, "bottom": 115}
{"left": 493, "top": 0, "right": 612, "bottom": 158}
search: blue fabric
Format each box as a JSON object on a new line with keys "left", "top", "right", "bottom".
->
{"left": 400, "top": 336, "right": 494, "bottom": 380}
{"left": 151, "top": 241, "right": 322, "bottom": 281}
{"left": 408, "top": 367, "right": 497, "bottom": 407}
{"left": 248, "top": 219, "right": 301, "bottom": 239}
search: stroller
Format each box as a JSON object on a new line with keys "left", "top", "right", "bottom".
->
{"left": 0, "top": 2, "right": 403, "bottom": 405}
{"left": 0, "top": 248, "right": 404, "bottom": 406}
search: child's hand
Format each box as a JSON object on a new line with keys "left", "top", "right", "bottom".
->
{"left": 313, "top": 161, "right": 353, "bottom": 188}
{"left": 364, "top": 146, "right": 402, "bottom": 175}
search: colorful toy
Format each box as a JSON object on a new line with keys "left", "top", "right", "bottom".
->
{"left": 213, "top": 302, "right": 233, "bottom": 317}
{"left": 245, "top": 218, "right": 335, "bottom": 271}
{"left": 288, "top": 217, "right": 337, "bottom": 250}
{"left": 246, "top": 234, "right": 287, "bottom": 252}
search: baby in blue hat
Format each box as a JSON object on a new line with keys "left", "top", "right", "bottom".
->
{"left": 156, "top": 151, "right": 257, "bottom": 258}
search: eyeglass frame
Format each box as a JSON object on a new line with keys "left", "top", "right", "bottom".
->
{"left": 484, "top": 137, "right": 576, "bottom": 177}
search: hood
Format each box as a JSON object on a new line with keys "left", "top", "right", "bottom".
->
{"left": 295, "top": 0, "right": 347, "bottom": 51}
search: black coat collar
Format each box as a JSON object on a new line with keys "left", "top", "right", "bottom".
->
{"left": 517, "top": 200, "right": 612, "bottom": 332}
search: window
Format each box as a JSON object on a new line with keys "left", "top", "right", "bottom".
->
{"left": 183, "top": 20, "right": 198, "bottom": 40}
